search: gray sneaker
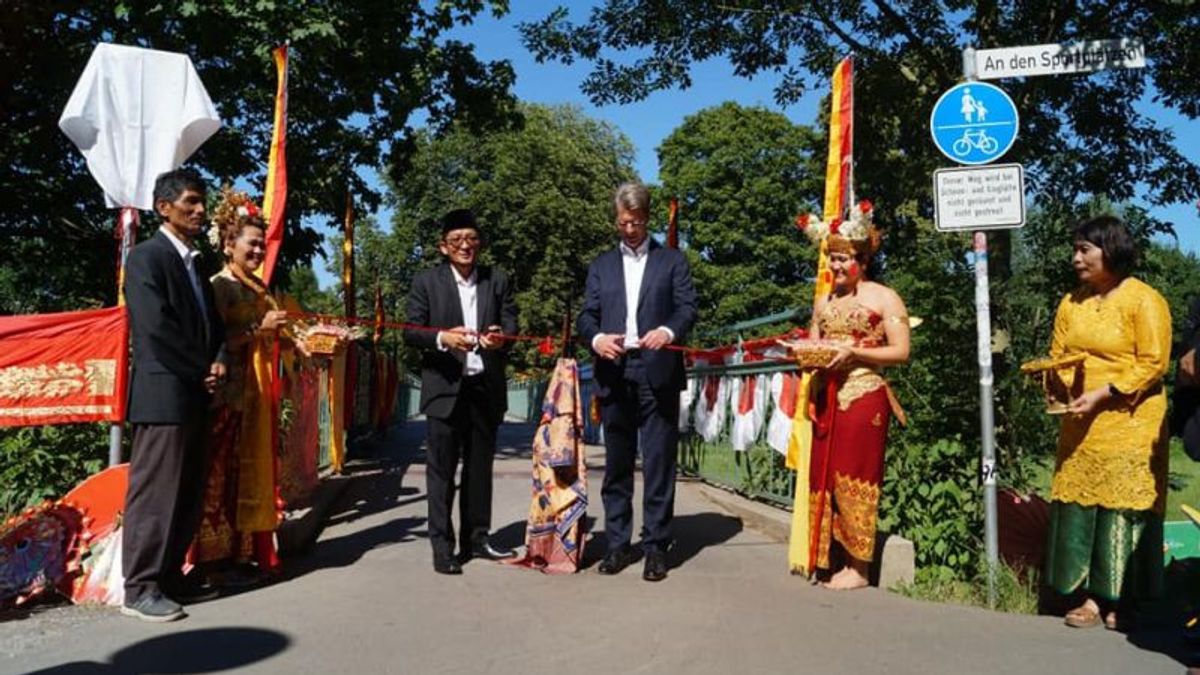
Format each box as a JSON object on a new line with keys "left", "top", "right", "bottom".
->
{"left": 121, "top": 591, "right": 185, "bottom": 622}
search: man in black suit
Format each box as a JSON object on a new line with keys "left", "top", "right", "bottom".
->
{"left": 577, "top": 182, "right": 697, "bottom": 581}
{"left": 405, "top": 209, "right": 518, "bottom": 574}
{"left": 121, "top": 168, "right": 226, "bottom": 621}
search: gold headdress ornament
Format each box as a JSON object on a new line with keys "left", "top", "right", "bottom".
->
{"left": 794, "top": 199, "right": 881, "bottom": 257}
{"left": 209, "top": 186, "right": 264, "bottom": 249}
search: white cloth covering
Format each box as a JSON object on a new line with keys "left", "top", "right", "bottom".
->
{"left": 679, "top": 374, "right": 697, "bottom": 432}
{"left": 731, "top": 374, "right": 768, "bottom": 451}
{"left": 696, "top": 376, "right": 730, "bottom": 443}
{"left": 766, "top": 372, "right": 797, "bottom": 456}
{"left": 59, "top": 43, "right": 221, "bottom": 209}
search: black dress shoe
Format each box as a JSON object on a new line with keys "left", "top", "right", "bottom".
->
{"left": 163, "top": 573, "right": 219, "bottom": 604}
{"left": 433, "top": 556, "right": 463, "bottom": 575}
{"left": 643, "top": 549, "right": 668, "bottom": 582}
{"left": 469, "top": 541, "right": 516, "bottom": 561}
{"left": 597, "top": 544, "right": 640, "bottom": 575}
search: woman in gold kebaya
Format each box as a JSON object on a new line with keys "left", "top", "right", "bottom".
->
{"left": 192, "top": 188, "right": 291, "bottom": 580}
{"left": 798, "top": 202, "right": 910, "bottom": 590}
{"left": 1044, "top": 215, "right": 1169, "bottom": 630}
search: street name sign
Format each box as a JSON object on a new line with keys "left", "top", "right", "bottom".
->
{"left": 970, "top": 38, "right": 1146, "bottom": 80}
{"left": 930, "top": 82, "right": 1019, "bottom": 165}
{"left": 933, "top": 164, "right": 1025, "bottom": 232}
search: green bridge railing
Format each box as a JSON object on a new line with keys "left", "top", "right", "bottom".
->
{"left": 680, "top": 358, "right": 800, "bottom": 509}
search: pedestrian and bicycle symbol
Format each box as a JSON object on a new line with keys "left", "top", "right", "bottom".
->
{"left": 930, "top": 82, "right": 1019, "bottom": 165}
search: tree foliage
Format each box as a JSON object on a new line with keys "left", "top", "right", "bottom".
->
{"left": 521, "top": 2, "right": 1198, "bottom": 225}
{"left": 0, "top": 0, "right": 518, "bottom": 312}
{"left": 340, "top": 103, "right": 637, "bottom": 372}
{"left": 656, "top": 102, "right": 820, "bottom": 334}
{"left": 521, "top": 1, "right": 1200, "bottom": 580}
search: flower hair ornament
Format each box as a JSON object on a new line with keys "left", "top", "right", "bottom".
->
{"left": 210, "top": 186, "right": 265, "bottom": 249}
{"left": 794, "top": 199, "right": 881, "bottom": 256}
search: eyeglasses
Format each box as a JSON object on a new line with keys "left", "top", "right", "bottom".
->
{"left": 444, "top": 234, "right": 481, "bottom": 248}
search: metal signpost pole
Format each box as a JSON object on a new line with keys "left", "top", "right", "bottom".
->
{"left": 962, "top": 47, "right": 1000, "bottom": 608}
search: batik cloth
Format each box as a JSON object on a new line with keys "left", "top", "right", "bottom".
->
{"left": 509, "top": 358, "right": 588, "bottom": 574}
{"left": 1044, "top": 501, "right": 1162, "bottom": 601}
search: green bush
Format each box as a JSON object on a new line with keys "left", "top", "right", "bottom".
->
{"left": 0, "top": 424, "right": 108, "bottom": 519}
{"left": 879, "top": 435, "right": 982, "bottom": 582}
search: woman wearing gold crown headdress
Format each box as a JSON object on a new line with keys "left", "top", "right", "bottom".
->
{"left": 191, "top": 187, "right": 294, "bottom": 582}
{"left": 795, "top": 201, "right": 910, "bottom": 590}
{"left": 1043, "top": 215, "right": 1169, "bottom": 630}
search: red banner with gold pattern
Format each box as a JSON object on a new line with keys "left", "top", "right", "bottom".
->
{"left": 0, "top": 307, "right": 128, "bottom": 426}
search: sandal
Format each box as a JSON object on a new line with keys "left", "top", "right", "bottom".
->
{"left": 1065, "top": 606, "right": 1102, "bottom": 628}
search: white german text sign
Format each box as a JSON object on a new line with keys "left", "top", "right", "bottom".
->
{"left": 973, "top": 38, "right": 1145, "bottom": 80}
{"left": 934, "top": 164, "right": 1025, "bottom": 232}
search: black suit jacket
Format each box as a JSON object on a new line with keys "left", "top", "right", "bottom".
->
{"left": 405, "top": 264, "right": 517, "bottom": 423}
{"left": 123, "top": 231, "right": 224, "bottom": 424}
{"left": 577, "top": 240, "right": 698, "bottom": 396}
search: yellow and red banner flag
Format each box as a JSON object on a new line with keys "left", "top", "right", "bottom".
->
{"left": 789, "top": 56, "right": 854, "bottom": 576}
{"left": 0, "top": 307, "right": 129, "bottom": 427}
{"left": 258, "top": 44, "right": 289, "bottom": 286}
{"left": 814, "top": 56, "right": 854, "bottom": 300}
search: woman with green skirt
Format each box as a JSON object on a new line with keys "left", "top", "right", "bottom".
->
{"left": 1045, "top": 215, "right": 1170, "bottom": 630}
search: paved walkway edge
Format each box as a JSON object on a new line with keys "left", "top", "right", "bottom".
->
{"left": 693, "top": 480, "right": 916, "bottom": 587}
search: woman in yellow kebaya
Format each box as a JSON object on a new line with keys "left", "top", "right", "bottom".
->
{"left": 1045, "top": 215, "right": 1169, "bottom": 630}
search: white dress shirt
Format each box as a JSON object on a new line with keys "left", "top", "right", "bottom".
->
{"left": 160, "top": 226, "right": 208, "bottom": 318}
{"left": 593, "top": 239, "right": 674, "bottom": 351}
{"left": 437, "top": 266, "right": 484, "bottom": 376}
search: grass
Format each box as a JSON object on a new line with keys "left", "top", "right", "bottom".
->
{"left": 892, "top": 562, "right": 1041, "bottom": 614}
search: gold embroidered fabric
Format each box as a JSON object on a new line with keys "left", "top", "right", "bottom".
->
{"left": 212, "top": 269, "right": 274, "bottom": 412}
{"left": 817, "top": 301, "right": 888, "bottom": 408}
{"left": 1048, "top": 278, "right": 1171, "bottom": 512}
{"left": 837, "top": 368, "right": 886, "bottom": 410}
{"left": 829, "top": 471, "right": 882, "bottom": 562}
{"left": 817, "top": 300, "right": 886, "bottom": 349}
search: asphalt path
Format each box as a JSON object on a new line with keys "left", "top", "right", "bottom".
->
{"left": 0, "top": 422, "right": 1191, "bottom": 674}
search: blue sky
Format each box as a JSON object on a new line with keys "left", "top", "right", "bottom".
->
{"left": 315, "top": 3, "right": 1198, "bottom": 286}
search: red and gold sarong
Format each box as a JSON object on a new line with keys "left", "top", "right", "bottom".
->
{"left": 808, "top": 370, "right": 890, "bottom": 569}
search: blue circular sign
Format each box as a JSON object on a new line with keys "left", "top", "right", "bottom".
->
{"left": 929, "top": 82, "right": 1019, "bottom": 165}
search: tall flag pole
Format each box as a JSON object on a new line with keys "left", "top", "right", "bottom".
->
{"left": 341, "top": 188, "right": 358, "bottom": 432}
{"left": 258, "top": 43, "right": 289, "bottom": 286}
{"left": 788, "top": 56, "right": 854, "bottom": 576}
{"left": 342, "top": 189, "right": 355, "bottom": 319}
{"left": 372, "top": 281, "right": 384, "bottom": 344}
{"left": 667, "top": 197, "right": 679, "bottom": 249}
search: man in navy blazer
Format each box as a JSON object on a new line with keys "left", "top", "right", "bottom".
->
{"left": 121, "top": 168, "right": 226, "bottom": 621}
{"left": 577, "top": 182, "right": 697, "bottom": 581}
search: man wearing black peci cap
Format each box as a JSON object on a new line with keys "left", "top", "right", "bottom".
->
{"left": 404, "top": 209, "right": 519, "bottom": 574}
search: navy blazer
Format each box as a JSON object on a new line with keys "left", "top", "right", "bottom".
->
{"left": 577, "top": 240, "right": 697, "bottom": 395}
{"left": 123, "top": 231, "right": 224, "bottom": 424}
{"left": 404, "top": 263, "right": 518, "bottom": 422}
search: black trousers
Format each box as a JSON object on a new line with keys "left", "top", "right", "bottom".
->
{"left": 600, "top": 353, "right": 681, "bottom": 553}
{"left": 122, "top": 417, "right": 210, "bottom": 602}
{"left": 425, "top": 376, "right": 499, "bottom": 558}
